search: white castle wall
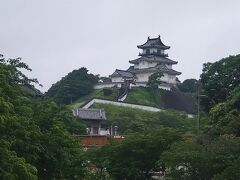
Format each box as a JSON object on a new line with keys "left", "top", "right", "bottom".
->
{"left": 135, "top": 72, "right": 153, "bottom": 82}
{"left": 81, "top": 98, "right": 162, "bottom": 112}
{"left": 135, "top": 72, "right": 176, "bottom": 84}
{"left": 94, "top": 83, "right": 121, "bottom": 89}
{"left": 111, "top": 77, "right": 124, "bottom": 82}
{"left": 134, "top": 61, "right": 157, "bottom": 69}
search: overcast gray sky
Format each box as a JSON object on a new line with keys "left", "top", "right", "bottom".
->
{"left": 1, "top": 0, "right": 240, "bottom": 91}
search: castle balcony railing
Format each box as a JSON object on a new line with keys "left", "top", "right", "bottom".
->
{"left": 139, "top": 52, "right": 168, "bottom": 57}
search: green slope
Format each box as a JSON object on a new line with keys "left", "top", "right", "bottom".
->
{"left": 70, "top": 87, "right": 160, "bottom": 109}
{"left": 92, "top": 103, "right": 197, "bottom": 135}
{"left": 125, "top": 87, "right": 161, "bottom": 107}
{"left": 69, "top": 86, "right": 195, "bottom": 114}
{"left": 69, "top": 88, "right": 117, "bottom": 109}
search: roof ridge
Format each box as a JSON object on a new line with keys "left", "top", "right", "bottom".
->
{"left": 116, "top": 69, "right": 129, "bottom": 72}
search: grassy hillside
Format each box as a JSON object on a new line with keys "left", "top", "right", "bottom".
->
{"left": 125, "top": 87, "right": 161, "bottom": 107}
{"left": 92, "top": 103, "right": 197, "bottom": 135}
{"left": 69, "top": 88, "right": 117, "bottom": 109}
{"left": 69, "top": 86, "right": 195, "bottom": 114}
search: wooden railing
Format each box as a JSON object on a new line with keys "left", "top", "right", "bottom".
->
{"left": 73, "top": 135, "right": 125, "bottom": 148}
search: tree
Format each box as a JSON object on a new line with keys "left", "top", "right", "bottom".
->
{"left": 92, "top": 103, "right": 197, "bottom": 135}
{"left": 0, "top": 55, "right": 87, "bottom": 179}
{"left": 147, "top": 71, "right": 164, "bottom": 89}
{"left": 178, "top": 79, "right": 198, "bottom": 93}
{"left": 208, "top": 84, "right": 240, "bottom": 136}
{"left": 162, "top": 136, "right": 240, "bottom": 180}
{"left": 0, "top": 139, "right": 37, "bottom": 180}
{"left": 46, "top": 67, "right": 99, "bottom": 104}
{"left": 200, "top": 54, "right": 240, "bottom": 111}
{"left": 89, "top": 129, "right": 181, "bottom": 180}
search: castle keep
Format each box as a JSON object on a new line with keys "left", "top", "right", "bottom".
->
{"left": 95, "top": 36, "right": 181, "bottom": 90}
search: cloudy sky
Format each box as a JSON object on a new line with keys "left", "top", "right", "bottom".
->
{"left": 1, "top": 0, "right": 240, "bottom": 91}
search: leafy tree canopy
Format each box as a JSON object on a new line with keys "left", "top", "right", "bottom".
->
{"left": 178, "top": 78, "right": 198, "bottom": 93}
{"left": 0, "top": 55, "right": 87, "bottom": 179}
{"left": 200, "top": 54, "right": 240, "bottom": 111}
{"left": 147, "top": 71, "right": 164, "bottom": 89}
{"left": 207, "top": 84, "right": 240, "bottom": 136}
{"left": 162, "top": 136, "right": 240, "bottom": 180}
{"left": 46, "top": 67, "right": 99, "bottom": 104}
{"left": 88, "top": 128, "right": 181, "bottom": 180}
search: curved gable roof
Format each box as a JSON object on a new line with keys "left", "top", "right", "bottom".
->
{"left": 137, "top": 36, "right": 170, "bottom": 49}
{"left": 129, "top": 56, "right": 178, "bottom": 65}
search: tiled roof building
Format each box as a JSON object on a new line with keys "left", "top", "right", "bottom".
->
{"left": 73, "top": 108, "right": 106, "bottom": 135}
{"left": 109, "top": 35, "right": 181, "bottom": 90}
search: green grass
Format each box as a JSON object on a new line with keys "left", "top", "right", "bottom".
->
{"left": 69, "top": 87, "right": 162, "bottom": 109}
{"left": 125, "top": 87, "right": 161, "bottom": 107}
{"left": 68, "top": 88, "right": 117, "bottom": 109}
{"left": 91, "top": 103, "right": 197, "bottom": 135}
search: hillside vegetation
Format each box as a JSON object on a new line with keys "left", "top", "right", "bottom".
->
{"left": 1, "top": 53, "right": 240, "bottom": 179}
{"left": 70, "top": 86, "right": 195, "bottom": 114}
{"left": 0, "top": 56, "right": 87, "bottom": 179}
{"left": 69, "top": 88, "right": 118, "bottom": 109}
{"left": 86, "top": 54, "right": 240, "bottom": 180}
{"left": 125, "top": 87, "right": 161, "bottom": 107}
{"left": 46, "top": 67, "right": 98, "bottom": 104}
{"left": 91, "top": 103, "right": 197, "bottom": 134}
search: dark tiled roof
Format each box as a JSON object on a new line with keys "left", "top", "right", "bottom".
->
{"left": 137, "top": 36, "right": 170, "bottom": 49}
{"left": 128, "top": 64, "right": 181, "bottom": 75}
{"left": 129, "top": 56, "right": 178, "bottom": 65}
{"left": 110, "top": 69, "right": 134, "bottom": 78}
{"left": 75, "top": 108, "right": 106, "bottom": 120}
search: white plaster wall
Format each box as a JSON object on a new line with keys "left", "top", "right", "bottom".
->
{"left": 137, "top": 61, "right": 148, "bottom": 69}
{"left": 94, "top": 83, "right": 115, "bottom": 89}
{"left": 147, "top": 62, "right": 158, "bottom": 68}
{"left": 111, "top": 77, "right": 124, "bottom": 82}
{"left": 135, "top": 72, "right": 153, "bottom": 82}
{"left": 160, "top": 74, "right": 176, "bottom": 84}
{"left": 134, "top": 61, "right": 157, "bottom": 69}
{"left": 168, "top": 75, "right": 177, "bottom": 84}
{"left": 158, "top": 85, "right": 171, "bottom": 91}
{"left": 130, "top": 82, "right": 147, "bottom": 88}
{"left": 134, "top": 72, "right": 177, "bottom": 85}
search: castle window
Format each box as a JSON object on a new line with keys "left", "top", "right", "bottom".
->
{"left": 146, "top": 49, "right": 150, "bottom": 54}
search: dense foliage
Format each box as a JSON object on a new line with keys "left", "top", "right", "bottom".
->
{"left": 0, "top": 56, "right": 86, "bottom": 179}
{"left": 87, "top": 54, "right": 240, "bottom": 180}
{"left": 87, "top": 129, "right": 181, "bottom": 180}
{"left": 147, "top": 71, "right": 164, "bottom": 89}
{"left": 178, "top": 78, "right": 198, "bottom": 93}
{"left": 159, "top": 55, "right": 240, "bottom": 180}
{"left": 92, "top": 103, "right": 197, "bottom": 134}
{"left": 162, "top": 136, "right": 240, "bottom": 180}
{"left": 46, "top": 67, "right": 98, "bottom": 104}
{"left": 1, "top": 53, "right": 240, "bottom": 179}
{"left": 200, "top": 54, "right": 240, "bottom": 111}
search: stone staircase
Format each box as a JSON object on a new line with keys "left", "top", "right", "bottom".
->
{"left": 117, "top": 81, "right": 130, "bottom": 102}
